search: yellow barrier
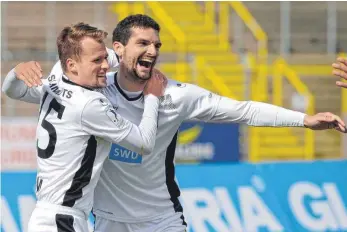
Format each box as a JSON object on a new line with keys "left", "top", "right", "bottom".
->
{"left": 342, "top": 81, "right": 347, "bottom": 114}
{"left": 273, "top": 58, "right": 315, "bottom": 159}
{"left": 110, "top": 2, "right": 145, "bottom": 19}
{"left": 292, "top": 59, "right": 346, "bottom": 115}
{"left": 218, "top": 2, "right": 229, "bottom": 51}
{"left": 146, "top": 2, "right": 187, "bottom": 82}
{"left": 204, "top": 2, "right": 215, "bottom": 31}
{"left": 291, "top": 65, "right": 332, "bottom": 76}
{"left": 229, "top": 1, "right": 268, "bottom": 102}
{"left": 225, "top": 0, "right": 270, "bottom": 161}
{"left": 110, "top": 3, "right": 129, "bottom": 20}
{"left": 196, "top": 56, "right": 237, "bottom": 99}
{"left": 337, "top": 53, "right": 347, "bottom": 114}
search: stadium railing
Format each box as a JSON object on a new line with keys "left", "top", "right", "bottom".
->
{"left": 227, "top": 2, "right": 317, "bottom": 161}
{"left": 196, "top": 56, "right": 238, "bottom": 99}
{"left": 228, "top": 1, "right": 268, "bottom": 102}
{"left": 272, "top": 58, "right": 315, "bottom": 159}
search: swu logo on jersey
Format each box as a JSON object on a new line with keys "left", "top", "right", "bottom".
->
{"left": 109, "top": 144, "right": 142, "bottom": 164}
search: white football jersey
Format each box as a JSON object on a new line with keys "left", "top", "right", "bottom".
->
{"left": 3, "top": 49, "right": 306, "bottom": 224}
{"left": 4, "top": 61, "right": 161, "bottom": 218}
{"left": 92, "top": 72, "right": 306, "bottom": 223}
{"left": 91, "top": 73, "right": 222, "bottom": 223}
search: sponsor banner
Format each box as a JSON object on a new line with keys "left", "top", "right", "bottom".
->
{"left": 177, "top": 160, "right": 347, "bottom": 232}
{"left": 1, "top": 172, "right": 94, "bottom": 232}
{"left": 1, "top": 117, "right": 38, "bottom": 171}
{"left": 176, "top": 122, "right": 240, "bottom": 162}
{"left": 2, "top": 160, "right": 347, "bottom": 232}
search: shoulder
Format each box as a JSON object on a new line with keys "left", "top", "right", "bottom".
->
{"left": 105, "top": 71, "right": 117, "bottom": 86}
{"left": 164, "top": 79, "right": 209, "bottom": 102}
{"left": 82, "top": 89, "right": 109, "bottom": 106}
{"left": 81, "top": 91, "right": 114, "bottom": 121}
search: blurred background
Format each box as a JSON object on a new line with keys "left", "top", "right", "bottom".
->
{"left": 1, "top": 2, "right": 347, "bottom": 232}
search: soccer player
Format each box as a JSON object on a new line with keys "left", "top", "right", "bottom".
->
{"left": 2, "top": 22, "right": 166, "bottom": 232}
{"left": 3, "top": 15, "right": 347, "bottom": 232}
{"left": 332, "top": 56, "right": 347, "bottom": 88}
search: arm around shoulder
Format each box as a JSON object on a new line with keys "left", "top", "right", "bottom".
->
{"left": 81, "top": 94, "right": 160, "bottom": 155}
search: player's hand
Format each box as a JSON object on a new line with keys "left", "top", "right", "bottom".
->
{"left": 14, "top": 61, "right": 43, "bottom": 87}
{"left": 304, "top": 112, "right": 346, "bottom": 133}
{"left": 144, "top": 69, "right": 167, "bottom": 97}
{"left": 332, "top": 57, "right": 347, "bottom": 88}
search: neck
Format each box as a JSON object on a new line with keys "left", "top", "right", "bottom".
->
{"left": 117, "top": 66, "right": 147, "bottom": 92}
{"left": 64, "top": 71, "right": 91, "bottom": 88}
{"left": 64, "top": 72, "right": 79, "bottom": 83}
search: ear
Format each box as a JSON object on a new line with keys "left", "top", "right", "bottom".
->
{"left": 66, "top": 58, "right": 78, "bottom": 74}
{"left": 113, "top": 41, "right": 124, "bottom": 59}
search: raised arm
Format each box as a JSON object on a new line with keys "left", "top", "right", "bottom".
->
{"left": 2, "top": 49, "right": 119, "bottom": 104}
{"left": 2, "top": 62, "right": 44, "bottom": 104}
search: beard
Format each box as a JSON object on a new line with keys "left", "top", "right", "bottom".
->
{"left": 128, "top": 59, "right": 155, "bottom": 83}
{"left": 134, "top": 67, "right": 152, "bottom": 80}
{"left": 123, "top": 67, "right": 152, "bottom": 85}
{"left": 121, "top": 55, "right": 156, "bottom": 84}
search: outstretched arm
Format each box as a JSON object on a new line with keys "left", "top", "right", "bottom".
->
{"left": 181, "top": 84, "right": 346, "bottom": 133}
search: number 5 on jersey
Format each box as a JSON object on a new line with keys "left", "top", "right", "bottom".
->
{"left": 37, "top": 94, "right": 65, "bottom": 159}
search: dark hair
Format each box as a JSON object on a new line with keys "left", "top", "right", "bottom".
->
{"left": 57, "top": 22, "right": 107, "bottom": 72}
{"left": 112, "top": 14, "right": 160, "bottom": 45}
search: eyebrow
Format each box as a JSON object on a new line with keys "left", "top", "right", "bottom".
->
{"left": 137, "top": 39, "right": 162, "bottom": 46}
{"left": 91, "top": 53, "right": 108, "bottom": 60}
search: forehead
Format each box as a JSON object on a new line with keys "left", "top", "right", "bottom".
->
{"left": 129, "top": 27, "right": 160, "bottom": 42}
{"left": 80, "top": 37, "right": 106, "bottom": 56}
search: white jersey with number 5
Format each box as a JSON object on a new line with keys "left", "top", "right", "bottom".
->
{"left": 33, "top": 64, "right": 159, "bottom": 217}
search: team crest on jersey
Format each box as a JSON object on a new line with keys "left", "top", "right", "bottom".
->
{"left": 176, "top": 83, "right": 186, "bottom": 88}
{"left": 159, "top": 94, "right": 177, "bottom": 110}
{"left": 106, "top": 106, "right": 126, "bottom": 128}
{"left": 99, "top": 99, "right": 108, "bottom": 106}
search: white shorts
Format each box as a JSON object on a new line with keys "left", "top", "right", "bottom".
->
{"left": 94, "top": 211, "right": 187, "bottom": 232}
{"left": 28, "top": 201, "right": 89, "bottom": 232}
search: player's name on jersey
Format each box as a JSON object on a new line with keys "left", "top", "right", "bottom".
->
{"left": 48, "top": 74, "right": 73, "bottom": 99}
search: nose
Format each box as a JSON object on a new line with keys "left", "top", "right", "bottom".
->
{"left": 101, "top": 58, "right": 110, "bottom": 71}
{"left": 147, "top": 44, "right": 158, "bottom": 57}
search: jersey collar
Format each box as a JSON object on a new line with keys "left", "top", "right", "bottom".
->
{"left": 114, "top": 73, "right": 143, "bottom": 101}
{"left": 62, "top": 75, "right": 93, "bottom": 91}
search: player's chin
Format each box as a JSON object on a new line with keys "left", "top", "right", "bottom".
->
{"left": 136, "top": 71, "right": 151, "bottom": 81}
{"left": 97, "top": 77, "right": 107, "bottom": 87}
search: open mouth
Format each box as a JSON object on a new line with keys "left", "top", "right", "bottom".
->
{"left": 138, "top": 59, "right": 153, "bottom": 69}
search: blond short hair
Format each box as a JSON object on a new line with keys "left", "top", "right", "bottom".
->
{"left": 57, "top": 22, "right": 108, "bottom": 72}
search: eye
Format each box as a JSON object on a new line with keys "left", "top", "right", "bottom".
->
{"left": 138, "top": 40, "right": 149, "bottom": 46}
